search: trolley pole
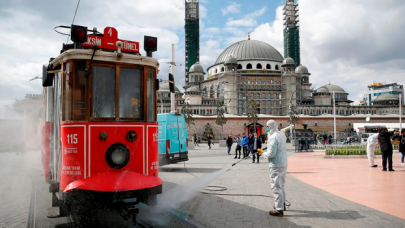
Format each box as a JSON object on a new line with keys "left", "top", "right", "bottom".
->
{"left": 333, "top": 91, "right": 337, "bottom": 144}
{"left": 170, "top": 44, "right": 175, "bottom": 113}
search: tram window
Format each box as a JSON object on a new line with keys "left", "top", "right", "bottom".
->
{"left": 146, "top": 68, "right": 156, "bottom": 121}
{"left": 119, "top": 68, "right": 142, "bottom": 118}
{"left": 92, "top": 66, "right": 116, "bottom": 118}
{"left": 72, "top": 61, "right": 86, "bottom": 120}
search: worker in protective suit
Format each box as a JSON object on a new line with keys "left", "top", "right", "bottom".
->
{"left": 366, "top": 134, "right": 378, "bottom": 167}
{"left": 262, "top": 120, "right": 288, "bottom": 217}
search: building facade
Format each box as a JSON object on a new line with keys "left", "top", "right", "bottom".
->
{"left": 365, "top": 83, "right": 404, "bottom": 106}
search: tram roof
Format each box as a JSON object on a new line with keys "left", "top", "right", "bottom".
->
{"left": 51, "top": 49, "right": 159, "bottom": 69}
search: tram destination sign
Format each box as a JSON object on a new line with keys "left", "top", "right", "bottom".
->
{"left": 82, "top": 27, "right": 139, "bottom": 53}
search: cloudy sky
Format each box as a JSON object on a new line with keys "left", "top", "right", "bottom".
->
{"left": 0, "top": 0, "right": 404, "bottom": 107}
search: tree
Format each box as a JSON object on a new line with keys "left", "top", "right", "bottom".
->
{"left": 215, "top": 100, "right": 227, "bottom": 139}
{"left": 247, "top": 99, "right": 259, "bottom": 133}
{"left": 288, "top": 103, "right": 300, "bottom": 142}
{"left": 181, "top": 102, "right": 195, "bottom": 131}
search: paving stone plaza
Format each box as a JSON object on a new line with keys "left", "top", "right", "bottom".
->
{"left": 1, "top": 144, "right": 405, "bottom": 227}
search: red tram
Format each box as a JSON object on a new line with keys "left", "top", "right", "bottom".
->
{"left": 41, "top": 25, "right": 162, "bottom": 224}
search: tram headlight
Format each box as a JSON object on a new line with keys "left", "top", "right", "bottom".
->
{"left": 105, "top": 143, "right": 130, "bottom": 169}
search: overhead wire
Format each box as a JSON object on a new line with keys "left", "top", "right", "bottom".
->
{"left": 66, "top": 0, "right": 81, "bottom": 43}
{"left": 0, "top": 73, "right": 41, "bottom": 94}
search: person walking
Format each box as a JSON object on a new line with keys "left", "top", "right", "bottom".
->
{"left": 241, "top": 133, "right": 249, "bottom": 159}
{"left": 234, "top": 134, "right": 242, "bottom": 159}
{"left": 194, "top": 134, "right": 199, "bottom": 146}
{"left": 366, "top": 134, "right": 378, "bottom": 167}
{"left": 226, "top": 135, "right": 233, "bottom": 155}
{"left": 208, "top": 134, "right": 213, "bottom": 149}
{"left": 323, "top": 133, "right": 327, "bottom": 144}
{"left": 252, "top": 132, "right": 262, "bottom": 163}
{"left": 399, "top": 129, "right": 405, "bottom": 165}
{"left": 328, "top": 134, "right": 333, "bottom": 144}
{"left": 378, "top": 128, "right": 395, "bottom": 171}
{"left": 247, "top": 133, "right": 254, "bottom": 158}
{"left": 316, "top": 132, "right": 320, "bottom": 144}
{"left": 263, "top": 120, "right": 288, "bottom": 217}
{"left": 313, "top": 132, "right": 317, "bottom": 145}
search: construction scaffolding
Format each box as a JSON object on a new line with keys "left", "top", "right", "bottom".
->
{"left": 185, "top": 0, "right": 200, "bottom": 85}
{"left": 283, "top": 0, "right": 300, "bottom": 67}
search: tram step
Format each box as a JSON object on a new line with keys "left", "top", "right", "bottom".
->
{"left": 46, "top": 207, "right": 62, "bottom": 218}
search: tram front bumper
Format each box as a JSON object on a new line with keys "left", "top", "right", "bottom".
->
{"left": 64, "top": 170, "right": 163, "bottom": 193}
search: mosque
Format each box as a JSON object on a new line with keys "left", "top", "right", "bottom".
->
{"left": 158, "top": 0, "right": 403, "bottom": 118}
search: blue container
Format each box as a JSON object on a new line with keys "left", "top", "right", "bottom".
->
{"left": 157, "top": 113, "right": 189, "bottom": 166}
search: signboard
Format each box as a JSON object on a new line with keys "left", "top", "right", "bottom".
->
{"left": 82, "top": 27, "right": 139, "bottom": 53}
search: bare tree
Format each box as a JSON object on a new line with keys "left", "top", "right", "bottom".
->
{"left": 181, "top": 102, "right": 195, "bottom": 132}
{"left": 247, "top": 99, "right": 259, "bottom": 133}
{"left": 216, "top": 100, "right": 227, "bottom": 139}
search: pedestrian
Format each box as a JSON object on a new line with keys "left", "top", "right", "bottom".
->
{"left": 347, "top": 136, "right": 351, "bottom": 144}
{"left": 234, "top": 134, "right": 242, "bottom": 159}
{"left": 241, "top": 133, "right": 249, "bottom": 158}
{"left": 252, "top": 132, "right": 262, "bottom": 163}
{"left": 208, "top": 134, "right": 213, "bottom": 149}
{"left": 366, "top": 134, "right": 378, "bottom": 167}
{"left": 194, "top": 134, "right": 199, "bottom": 146}
{"left": 247, "top": 133, "right": 254, "bottom": 158}
{"left": 378, "top": 128, "right": 395, "bottom": 171}
{"left": 313, "top": 132, "right": 317, "bottom": 145}
{"left": 316, "top": 133, "right": 320, "bottom": 144}
{"left": 399, "top": 129, "right": 405, "bottom": 165}
{"left": 323, "top": 133, "right": 327, "bottom": 144}
{"left": 328, "top": 134, "right": 332, "bottom": 144}
{"left": 226, "top": 135, "right": 233, "bottom": 155}
{"left": 263, "top": 120, "right": 288, "bottom": 217}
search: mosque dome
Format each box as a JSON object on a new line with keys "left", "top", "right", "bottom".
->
{"left": 185, "top": 86, "right": 200, "bottom": 93}
{"left": 295, "top": 64, "right": 310, "bottom": 74}
{"left": 189, "top": 62, "right": 204, "bottom": 73}
{"left": 224, "top": 55, "right": 238, "bottom": 65}
{"left": 316, "top": 83, "right": 347, "bottom": 94}
{"left": 373, "top": 93, "right": 399, "bottom": 102}
{"left": 158, "top": 82, "right": 181, "bottom": 92}
{"left": 282, "top": 57, "right": 295, "bottom": 66}
{"left": 214, "top": 40, "right": 283, "bottom": 64}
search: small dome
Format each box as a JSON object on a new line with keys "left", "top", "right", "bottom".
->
{"left": 189, "top": 62, "right": 204, "bottom": 73}
{"left": 224, "top": 55, "right": 237, "bottom": 65}
{"left": 185, "top": 86, "right": 200, "bottom": 93}
{"left": 315, "top": 83, "right": 347, "bottom": 94}
{"left": 282, "top": 57, "right": 295, "bottom": 66}
{"left": 158, "top": 82, "right": 181, "bottom": 92}
{"left": 316, "top": 87, "right": 328, "bottom": 93}
{"left": 373, "top": 93, "right": 399, "bottom": 102}
{"left": 295, "top": 64, "right": 309, "bottom": 74}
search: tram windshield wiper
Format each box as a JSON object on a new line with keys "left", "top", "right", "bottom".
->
{"left": 85, "top": 44, "right": 100, "bottom": 78}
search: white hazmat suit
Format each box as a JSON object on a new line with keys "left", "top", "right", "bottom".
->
{"left": 262, "top": 120, "right": 288, "bottom": 211}
{"left": 366, "top": 134, "right": 378, "bottom": 166}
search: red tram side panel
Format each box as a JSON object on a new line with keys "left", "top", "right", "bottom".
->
{"left": 60, "top": 122, "right": 161, "bottom": 192}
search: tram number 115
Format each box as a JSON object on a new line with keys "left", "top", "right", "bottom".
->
{"left": 67, "top": 134, "right": 78, "bottom": 144}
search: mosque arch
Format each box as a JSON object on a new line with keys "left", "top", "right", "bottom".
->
{"left": 237, "top": 64, "right": 242, "bottom": 70}
{"left": 221, "top": 67, "right": 224, "bottom": 72}
{"left": 275, "top": 65, "right": 279, "bottom": 70}
{"left": 247, "top": 63, "right": 252, "bottom": 69}
{"left": 266, "top": 64, "right": 271, "bottom": 69}
{"left": 256, "top": 63, "right": 262, "bottom": 69}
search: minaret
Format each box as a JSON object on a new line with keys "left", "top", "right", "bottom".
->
{"left": 283, "top": 0, "right": 300, "bottom": 67}
{"left": 185, "top": 0, "right": 200, "bottom": 86}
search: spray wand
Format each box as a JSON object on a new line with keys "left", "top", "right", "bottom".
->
{"left": 231, "top": 147, "right": 267, "bottom": 166}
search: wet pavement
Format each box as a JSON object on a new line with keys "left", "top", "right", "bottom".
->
{"left": 1, "top": 144, "right": 405, "bottom": 227}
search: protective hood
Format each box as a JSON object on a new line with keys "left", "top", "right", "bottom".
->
{"left": 267, "top": 119, "right": 279, "bottom": 137}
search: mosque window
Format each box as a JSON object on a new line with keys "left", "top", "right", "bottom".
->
{"left": 221, "top": 67, "right": 224, "bottom": 72}
{"left": 237, "top": 64, "right": 242, "bottom": 70}
{"left": 260, "top": 80, "right": 262, "bottom": 84}
{"left": 266, "top": 64, "right": 271, "bottom": 69}
{"left": 275, "top": 65, "right": 279, "bottom": 70}
{"left": 247, "top": 63, "right": 252, "bottom": 69}
{"left": 215, "top": 69, "right": 217, "bottom": 73}
{"left": 257, "top": 63, "right": 262, "bottom": 69}
{"left": 250, "top": 93, "right": 254, "bottom": 99}
{"left": 262, "top": 101, "right": 266, "bottom": 106}
{"left": 274, "top": 101, "right": 277, "bottom": 107}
